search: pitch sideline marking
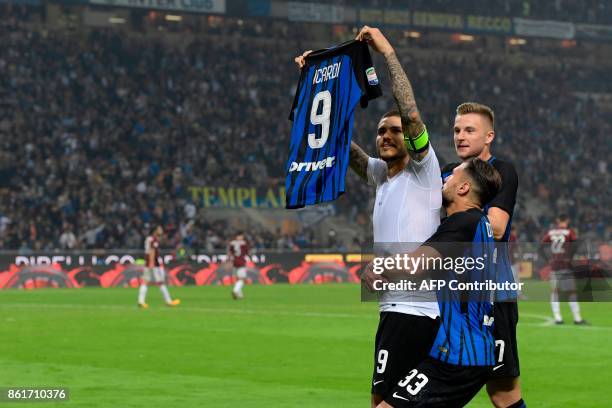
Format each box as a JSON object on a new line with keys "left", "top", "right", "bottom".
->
{"left": 0, "top": 302, "right": 375, "bottom": 319}
{"left": 2, "top": 304, "right": 611, "bottom": 331}
{"left": 517, "top": 312, "right": 612, "bottom": 331}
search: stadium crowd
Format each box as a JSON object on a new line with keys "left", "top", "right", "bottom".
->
{"left": 0, "top": 12, "right": 609, "bottom": 251}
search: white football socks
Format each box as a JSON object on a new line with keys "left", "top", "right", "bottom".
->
{"left": 551, "top": 292, "right": 562, "bottom": 322}
{"left": 568, "top": 293, "right": 582, "bottom": 322}
{"left": 233, "top": 279, "right": 244, "bottom": 295}
{"left": 138, "top": 284, "right": 148, "bottom": 304}
{"left": 160, "top": 285, "right": 172, "bottom": 303}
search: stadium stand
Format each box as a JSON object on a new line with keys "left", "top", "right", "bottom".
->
{"left": 0, "top": 3, "right": 609, "bottom": 250}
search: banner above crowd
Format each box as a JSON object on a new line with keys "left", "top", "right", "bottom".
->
{"left": 465, "top": 15, "right": 513, "bottom": 34}
{"left": 575, "top": 23, "right": 612, "bottom": 41}
{"left": 89, "top": 0, "right": 226, "bottom": 14}
{"left": 265, "top": 2, "right": 612, "bottom": 41}
{"left": 0, "top": 0, "right": 42, "bottom": 5}
{"left": 513, "top": 17, "right": 575, "bottom": 39}
{"left": 287, "top": 1, "right": 344, "bottom": 23}
{"left": 358, "top": 9, "right": 507, "bottom": 32}
{"left": 189, "top": 185, "right": 285, "bottom": 208}
{"left": 81, "top": 0, "right": 612, "bottom": 42}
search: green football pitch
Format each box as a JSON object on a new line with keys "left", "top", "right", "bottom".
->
{"left": 0, "top": 284, "right": 610, "bottom": 407}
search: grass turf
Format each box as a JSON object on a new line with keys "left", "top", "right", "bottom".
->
{"left": 0, "top": 284, "right": 610, "bottom": 407}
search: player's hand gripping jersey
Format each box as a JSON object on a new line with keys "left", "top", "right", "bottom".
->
{"left": 286, "top": 40, "right": 382, "bottom": 209}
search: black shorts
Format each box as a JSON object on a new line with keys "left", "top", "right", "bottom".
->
{"left": 371, "top": 312, "right": 439, "bottom": 398}
{"left": 489, "top": 301, "right": 520, "bottom": 379}
{"left": 384, "top": 357, "right": 490, "bottom": 408}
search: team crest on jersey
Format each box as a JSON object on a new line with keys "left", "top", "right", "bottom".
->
{"left": 366, "top": 67, "right": 379, "bottom": 85}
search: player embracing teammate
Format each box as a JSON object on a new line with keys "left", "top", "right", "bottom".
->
{"left": 442, "top": 102, "right": 525, "bottom": 408}
{"left": 353, "top": 28, "right": 526, "bottom": 408}
{"left": 375, "top": 157, "right": 504, "bottom": 407}
{"left": 296, "top": 26, "right": 526, "bottom": 407}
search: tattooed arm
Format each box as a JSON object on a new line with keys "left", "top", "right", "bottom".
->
{"left": 356, "top": 26, "right": 428, "bottom": 161}
{"left": 349, "top": 141, "right": 370, "bottom": 181}
{"left": 384, "top": 52, "right": 428, "bottom": 161}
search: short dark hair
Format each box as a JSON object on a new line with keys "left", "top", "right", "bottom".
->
{"left": 558, "top": 214, "right": 569, "bottom": 222}
{"left": 381, "top": 109, "right": 400, "bottom": 119}
{"left": 464, "top": 158, "right": 502, "bottom": 207}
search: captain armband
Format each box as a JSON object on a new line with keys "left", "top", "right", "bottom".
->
{"left": 404, "top": 126, "right": 429, "bottom": 153}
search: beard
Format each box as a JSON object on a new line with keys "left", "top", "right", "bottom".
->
{"left": 442, "top": 190, "right": 452, "bottom": 208}
{"left": 379, "top": 147, "right": 406, "bottom": 163}
{"left": 381, "top": 154, "right": 399, "bottom": 163}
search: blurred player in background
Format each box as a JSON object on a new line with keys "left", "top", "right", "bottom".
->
{"left": 542, "top": 215, "right": 587, "bottom": 325}
{"left": 441, "top": 103, "right": 525, "bottom": 408}
{"left": 228, "top": 232, "right": 250, "bottom": 299}
{"left": 138, "top": 225, "right": 180, "bottom": 308}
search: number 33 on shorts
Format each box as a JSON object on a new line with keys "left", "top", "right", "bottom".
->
{"left": 397, "top": 369, "right": 429, "bottom": 396}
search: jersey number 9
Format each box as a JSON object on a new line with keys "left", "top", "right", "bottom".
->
{"left": 308, "top": 90, "right": 331, "bottom": 149}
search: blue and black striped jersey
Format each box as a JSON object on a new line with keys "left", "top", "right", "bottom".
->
{"left": 441, "top": 157, "right": 519, "bottom": 301}
{"left": 286, "top": 40, "right": 382, "bottom": 209}
{"left": 425, "top": 208, "right": 497, "bottom": 366}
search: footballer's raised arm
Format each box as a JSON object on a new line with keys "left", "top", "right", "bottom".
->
{"left": 356, "top": 26, "right": 429, "bottom": 162}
